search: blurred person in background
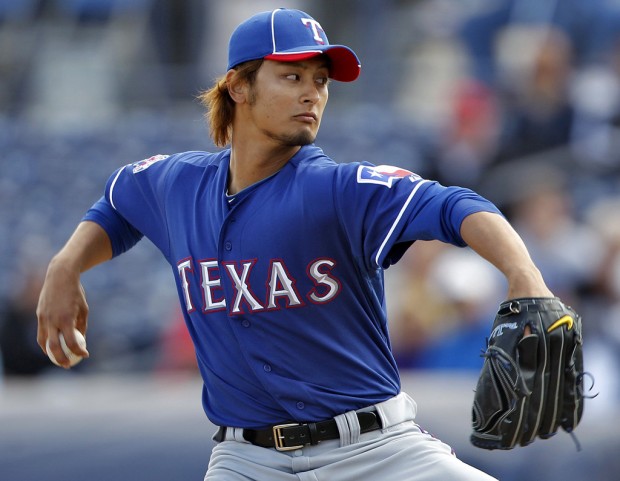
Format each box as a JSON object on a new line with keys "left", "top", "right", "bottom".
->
{"left": 155, "top": 305, "right": 199, "bottom": 374}
{"left": 0, "top": 269, "right": 51, "bottom": 376}
{"left": 579, "top": 196, "right": 620, "bottom": 415}
{"left": 412, "top": 249, "right": 504, "bottom": 371}
{"left": 498, "top": 163, "right": 604, "bottom": 303}
{"left": 458, "top": 0, "right": 620, "bottom": 92}
{"left": 385, "top": 241, "right": 456, "bottom": 368}
{"left": 433, "top": 79, "right": 500, "bottom": 189}
{"left": 455, "top": 0, "right": 620, "bottom": 172}
{"left": 492, "top": 26, "right": 575, "bottom": 164}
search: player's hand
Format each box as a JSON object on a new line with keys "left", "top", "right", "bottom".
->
{"left": 36, "top": 259, "right": 90, "bottom": 368}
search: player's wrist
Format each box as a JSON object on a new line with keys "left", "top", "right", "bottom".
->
{"left": 47, "top": 253, "right": 82, "bottom": 278}
{"left": 504, "top": 266, "right": 553, "bottom": 299}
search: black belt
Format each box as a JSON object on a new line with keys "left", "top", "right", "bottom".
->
{"left": 215, "top": 410, "right": 382, "bottom": 451}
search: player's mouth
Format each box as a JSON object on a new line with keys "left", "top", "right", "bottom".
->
{"left": 293, "top": 112, "right": 318, "bottom": 123}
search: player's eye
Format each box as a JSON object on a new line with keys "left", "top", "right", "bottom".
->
{"left": 285, "top": 74, "right": 300, "bottom": 81}
{"left": 316, "top": 77, "right": 329, "bottom": 86}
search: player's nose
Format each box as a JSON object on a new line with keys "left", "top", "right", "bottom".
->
{"left": 300, "top": 80, "right": 321, "bottom": 104}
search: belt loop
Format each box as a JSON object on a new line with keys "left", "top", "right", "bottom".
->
{"left": 232, "top": 427, "right": 247, "bottom": 442}
{"left": 334, "top": 410, "right": 361, "bottom": 447}
{"left": 345, "top": 411, "right": 361, "bottom": 445}
{"left": 334, "top": 414, "right": 350, "bottom": 446}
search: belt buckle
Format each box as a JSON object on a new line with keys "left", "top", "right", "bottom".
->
{"left": 272, "top": 423, "right": 304, "bottom": 451}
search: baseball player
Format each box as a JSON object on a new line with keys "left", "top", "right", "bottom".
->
{"left": 37, "top": 8, "right": 558, "bottom": 481}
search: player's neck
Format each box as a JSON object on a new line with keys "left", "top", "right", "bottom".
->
{"left": 227, "top": 140, "right": 300, "bottom": 195}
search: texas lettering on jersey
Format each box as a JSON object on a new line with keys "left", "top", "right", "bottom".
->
{"left": 177, "top": 256, "right": 341, "bottom": 315}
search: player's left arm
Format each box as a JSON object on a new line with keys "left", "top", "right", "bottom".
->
{"left": 460, "top": 211, "right": 554, "bottom": 300}
{"left": 463, "top": 211, "right": 590, "bottom": 450}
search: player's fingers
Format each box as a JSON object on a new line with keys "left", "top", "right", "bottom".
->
{"left": 36, "top": 313, "right": 48, "bottom": 353}
{"left": 37, "top": 311, "right": 76, "bottom": 355}
{"left": 524, "top": 324, "right": 532, "bottom": 336}
{"left": 74, "top": 288, "right": 90, "bottom": 335}
{"left": 36, "top": 294, "right": 52, "bottom": 352}
{"left": 72, "top": 287, "right": 90, "bottom": 357}
{"left": 62, "top": 328, "right": 89, "bottom": 358}
{"left": 45, "top": 331, "right": 72, "bottom": 369}
{"left": 38, "top": 281, "right": 89, "bottom": 357}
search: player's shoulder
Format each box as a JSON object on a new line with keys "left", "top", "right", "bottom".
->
{"left": 291, "top": 145, "right": 337, "bottom": 169}
{"left": 292, "top": 145, "right": 364, "bottom": 178}
{"left": 292, "top": 146, "right": 423, "bottom": 188}
{"left": 172, "top": 149, "right": 229, "bottom": 167}
{"left": 128, "top": 149, "right": 229, "bottom": 176}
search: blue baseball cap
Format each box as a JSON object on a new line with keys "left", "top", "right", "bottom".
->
{"left": 227, "top": 8, "right": 361, "bottom": 82}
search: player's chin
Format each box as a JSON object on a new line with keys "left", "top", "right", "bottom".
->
{"left": 280, "top": 130, "right": 317, "bottom": 147}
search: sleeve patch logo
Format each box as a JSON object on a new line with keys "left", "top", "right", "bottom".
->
{"left": 356, "top": 165, "right": 420, "bottom": 188}
{"left": 132, "top": 154, "right": 170, "bottom": 173}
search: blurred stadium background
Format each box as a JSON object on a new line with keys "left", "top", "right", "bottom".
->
{"left": 1, "top": 0, "right": 620, "bottom": 479}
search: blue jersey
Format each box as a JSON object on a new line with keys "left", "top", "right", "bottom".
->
{"left": 84, "top": 144, "right": 500, "bottom": 429}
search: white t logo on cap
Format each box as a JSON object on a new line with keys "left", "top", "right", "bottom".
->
{"left": 301, "top": 18, "right": 325, "bottom": 44}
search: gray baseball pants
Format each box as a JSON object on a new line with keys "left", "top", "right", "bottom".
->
{"left": 204, "top": 392, "right": 497, "bottom": 481}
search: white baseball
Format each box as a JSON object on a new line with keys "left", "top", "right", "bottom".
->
{"left": 46, "top": 329, "right": 87, "bottom": 367}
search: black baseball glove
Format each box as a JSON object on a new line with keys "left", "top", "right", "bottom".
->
{"left": 470, "top": 297, "right": 585, "bottom": 450}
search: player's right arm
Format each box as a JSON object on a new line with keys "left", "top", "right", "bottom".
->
{"left": 36, "top": 220, "right": 112, "bottom": 368}
{"left": 37, "top": 179, "right": 146, "bottom": 367}
{"left": 38, "top": 152, "right": 184, "bottom": 367}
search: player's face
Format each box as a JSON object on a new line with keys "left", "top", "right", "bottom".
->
{"left": 246, "top": 58, "right": 330, "bottom": 146}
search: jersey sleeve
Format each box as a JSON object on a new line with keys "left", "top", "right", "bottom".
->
{"left": 82, "top": 196, "right": 143, "bottom": 257}
{"left": 334, "top": 163, "right": 502, "bottom": 270}
{"left": 104, "top": 154, "right": 173, "bottom": 258}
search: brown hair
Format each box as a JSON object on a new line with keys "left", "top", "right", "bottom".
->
{"left": 198, "top": 59, "right": 263, "bottom": 147}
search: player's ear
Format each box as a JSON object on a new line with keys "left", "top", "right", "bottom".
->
{"left": 226, "top": 69, "right": 248, "bottom": 104}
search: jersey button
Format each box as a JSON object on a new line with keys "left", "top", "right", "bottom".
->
{"left": 241, "top": 319, "right": 251, "bottom": 328}
{"left": 224, "top": 241, "right": 232, "bottom": 251}
{"left": 263, "top": 364, "right": 272, "bottom": 372}
{"left": 296, "top": 402, "right": 305, "bottom": 410}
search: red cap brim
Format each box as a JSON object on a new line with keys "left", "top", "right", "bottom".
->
{"left": 264, "top": 46, "right": 361, "bottom": 82}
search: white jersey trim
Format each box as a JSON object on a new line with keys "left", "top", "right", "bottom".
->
{"left": 108, "top": 167, "right": 125, "bottom": 210}
{"left": 374, "top": 180, "right": 429, "bottom": 268}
